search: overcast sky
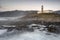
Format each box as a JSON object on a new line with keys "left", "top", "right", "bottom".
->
{"left": 0, "top": 0, "right": 60, "bottom": 11}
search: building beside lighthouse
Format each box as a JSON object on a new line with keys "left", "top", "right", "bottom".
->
{"left": 38, "top": 5, "right": 53, "bottom": 14}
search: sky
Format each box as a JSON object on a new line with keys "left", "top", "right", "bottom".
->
{"left": 0, "top": 0, "right": 60, "bottom": 11}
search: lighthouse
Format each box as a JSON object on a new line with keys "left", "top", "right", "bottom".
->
{"left": 41, "top": 5, "right": 43, "bottom": 13}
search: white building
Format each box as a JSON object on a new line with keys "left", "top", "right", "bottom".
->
{"left": 38, "top": 5, "right": 53, "bottom": 14}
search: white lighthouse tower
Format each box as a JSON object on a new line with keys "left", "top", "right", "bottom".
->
{"left": 41, "top": 5, "right": 44, "bottom": 13}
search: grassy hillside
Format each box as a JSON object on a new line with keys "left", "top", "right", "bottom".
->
{"left": 10, "top": 13, "right": 60, "bottom": 26}
{"left": 22, "top": 13, "right": 60, "bottom": 22}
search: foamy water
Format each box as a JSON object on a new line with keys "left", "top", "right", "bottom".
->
{"left": 0, "top": 29, "right": 60, "bottom": 40}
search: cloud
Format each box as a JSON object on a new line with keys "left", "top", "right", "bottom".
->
{"left": 0, "top": 6, "right": 5, "bottom": 9}
{"left": 0, "top": 6, "right": 2, "bottom": 8}
{"left": 0, "top": 6, "right": 4, "bottom": 9}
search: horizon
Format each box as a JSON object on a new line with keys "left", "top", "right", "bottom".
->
{"left": 0, "top": 9, "right": 60, "bottom": 12}
{"left": 0, "top": 0, "right": 60, "bottom": 11}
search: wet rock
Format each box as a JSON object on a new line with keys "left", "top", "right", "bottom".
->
{"left": 47, "top": 25, "right": 60, "bottom": 34}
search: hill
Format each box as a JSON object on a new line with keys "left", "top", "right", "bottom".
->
{"left": 54, "top": 10, "right": 60, "bottom": 14}
{"left": 0, "top": 10, "right": 38, "bottom": 17}
{"left": 21, "top": 13, "right": 60, "bottom": 22}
